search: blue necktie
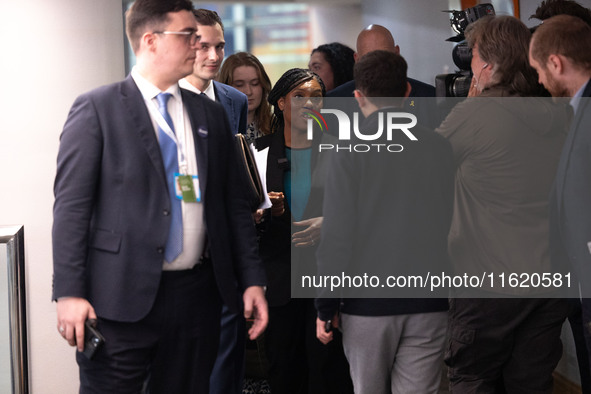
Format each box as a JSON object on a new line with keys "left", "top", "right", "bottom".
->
{"left": 156, "top": 93, "right": 183, "bottom": 263}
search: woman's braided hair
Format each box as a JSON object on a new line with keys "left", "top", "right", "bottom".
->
{"left": 267, "top": 68, "right": 326, "bottom": 133}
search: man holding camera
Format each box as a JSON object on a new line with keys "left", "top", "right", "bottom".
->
{"left": 436, "top": 15, "right": 570, "bottom": 392}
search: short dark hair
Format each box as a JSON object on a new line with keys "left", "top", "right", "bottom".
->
{"left": 354, "top": 50, "right": 408, "bottom": 107}
{"left": 193, "top": 9, "right": 224, "bottom": 32}
{"left": 530, "top": 0, "right": 591, "bottom": 26}
{"left": 311, "top": 42, "right": 355, "bottom": 89}
{"left": 531, "top": 14, "right": 591, "bottom": 71}
{"left": 125, "top": 0, "right": 193, "bottom": 54}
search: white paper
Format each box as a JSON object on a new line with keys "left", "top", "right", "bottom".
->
{"left": 251, "top": 144, "right": 272, "bottom": 209}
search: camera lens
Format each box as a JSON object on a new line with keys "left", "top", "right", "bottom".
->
{"left": 450, "top": 75, "right": 472, "bottom": 97}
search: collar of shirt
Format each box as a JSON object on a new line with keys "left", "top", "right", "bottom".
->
{"left": 570, "top": 79, "right": 589, "bottom": 115}
{"left": 131, "top": 66, "right": 182, "bottom": 103}
{"left": 179, "top": 78, "right": 216, "bottom": 101}
{"left": 131, "top": 66, "right": 184, "bottom": 142}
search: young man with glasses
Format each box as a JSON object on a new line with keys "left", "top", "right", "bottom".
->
{"left": 52, "top": 1, "right": 267, "bottom": 393}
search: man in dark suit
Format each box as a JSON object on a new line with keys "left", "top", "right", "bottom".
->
{"left": 327, "top": 24, "right": 435, "bottom": 99}
{"left": 530, "top": 13, "right": 591, "bottom": 371}
{"left": 179, "top": 9, "right": 250, "bottom": 394}
{"left": 52, "top": 1, "right": 267, "bottom": 393}
{"left": 180, "top": 9, "right": 247, "bottom": 136}
{"left": 326, "top": 24, "right": 437, "bottom": 129}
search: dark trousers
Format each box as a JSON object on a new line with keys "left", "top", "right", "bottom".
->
{"left": 265, "top": 298, "right": 353, "bottom": 394}
{"left": 209, "top": 304, "right": 246, "bottom": 394}
{"left": 567, "top": 298, "right": 591, "bottom": 394}
{"left": 445, "top": 298, "right": 569, "bottom": 394}
{"left": 77, "top": 264, "right": 222, "bottom": 394}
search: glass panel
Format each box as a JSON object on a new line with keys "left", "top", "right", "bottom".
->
{"left": 0, "top": 243, "right": 10, "bottom": 392}
{"left": 0, "top": 225, "right": 28, "bottom": 394}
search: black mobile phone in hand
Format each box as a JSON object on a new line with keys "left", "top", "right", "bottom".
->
{"left": 81, "top": 319, "right": 105, "bottom": 360}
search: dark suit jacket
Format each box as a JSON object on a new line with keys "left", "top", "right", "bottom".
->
{"left": 213, "top": 80, "right": 248, "bottom": 135}
{"left": 255, "top": 130, "right": 333, "bottom": 306}
{"left": 326, "top": 77, "right": 436, "bottom": 98}
{"left": 326, "top": 78, "right": 439, "bottom": 128}
{"left": 315, "top": 109, "right": 453, "bottom": 320}
{"left": 52, "top": 76, "right": 266, "bottom": 322}
{"left": 551, "top": 79, "right": 591, "bottom": 297}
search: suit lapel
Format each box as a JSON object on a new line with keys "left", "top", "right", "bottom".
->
{"left": 182, "top": 89, "right": 209, "bottom": 200}
{"left": 120, "top": 76, "right": 168, "bottom": 189}
{"left": 213, "top": 81, "right": 235, "bottom": 132}
{"left": 583, "top": 79, "right": 591, "bottom": 98}
{"left": 556, "top": 79, "right": 591, "bottom": 212}
{"left": 266, "top": 131, "right": 287, "bottom": 193}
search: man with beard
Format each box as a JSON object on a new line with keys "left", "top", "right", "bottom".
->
{"left": 530, "top": 13, "right": 591, "bottom": 377}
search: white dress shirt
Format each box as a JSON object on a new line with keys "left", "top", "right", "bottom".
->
{"left": 179, "top": 78, "right": 216, "bottom": 101}
{"left": 131, "top": 67, "right": 206, "bottom": 270}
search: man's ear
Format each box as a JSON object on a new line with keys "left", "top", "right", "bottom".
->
{"left": 548, "top": 54, "right": 564, "bottom": 75}
{"left": 404, "top": 81, "right": 412, "bottom": 98}
{"left": 354, "top": 89, "right": 366, "bottom": 107}
{"left": 353, "top": 52, "right": 359, "bottom": 62}
{"left": 277, "top": 97, "right": 285, "bottom": 112}
{"left": 142, "top": 32, "right": 157, "bottom": 52}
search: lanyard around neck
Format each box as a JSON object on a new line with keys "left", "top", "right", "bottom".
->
{"left": 148, "top": 95, "right": 188, "bottom": 172}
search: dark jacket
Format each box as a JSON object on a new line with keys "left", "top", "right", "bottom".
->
{"left": 315, "top": 108, "right": 454, "bottom": 320}
{"left": 551, "top": 80, "right": 591, "bottom": 297}
{"left": 437, "top": 87, "right": 569, "bottom": 295}
{"left": 327, "top": 78, "right": 436, "bottom": 98}
{"left": 255, "top": 129, "right": 334, "bottom": 306}
{"left": 213, "top": 80, "right": 248, "bottom": 135}
{"left": 52, "top": 76, "right": 266, "bottom": 321}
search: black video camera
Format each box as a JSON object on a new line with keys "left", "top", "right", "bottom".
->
{"left": 435, "top": 4, "right": 495, "bottom": 97}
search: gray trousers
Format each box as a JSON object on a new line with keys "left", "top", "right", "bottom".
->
{"left": 340, "top": 311, "right": 447, "bottom": 394}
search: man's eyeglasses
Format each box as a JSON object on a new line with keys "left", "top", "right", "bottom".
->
{"left": 153, "top": 30, "right": 198, "bottom": 46}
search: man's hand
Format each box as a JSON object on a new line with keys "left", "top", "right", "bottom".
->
{"left": 56, "top": 297, "right": 96, "bottom": 351}
{"left": 268, "top": 192, "right": 285, "bottom": 217}
{"left": 253, "top": 209, "right": 265, "bottom": 224}
{"left": 468, "top": 76, "right": 484, "bottom": 97}
{"left": 292, "top": 216, "right": 323, "bottom": 247}
{"left": 316, "top": 314, "right": 339, "bottom": 345}
{"left": 243, "top": 286, "right": 268, "bottom": 340}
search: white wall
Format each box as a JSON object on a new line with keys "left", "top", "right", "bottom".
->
{"left": 309, "top": 4, "right": 362, "bottom": 50}
{"left": 0, "top": 0, "right": 125, "bottom": 392}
